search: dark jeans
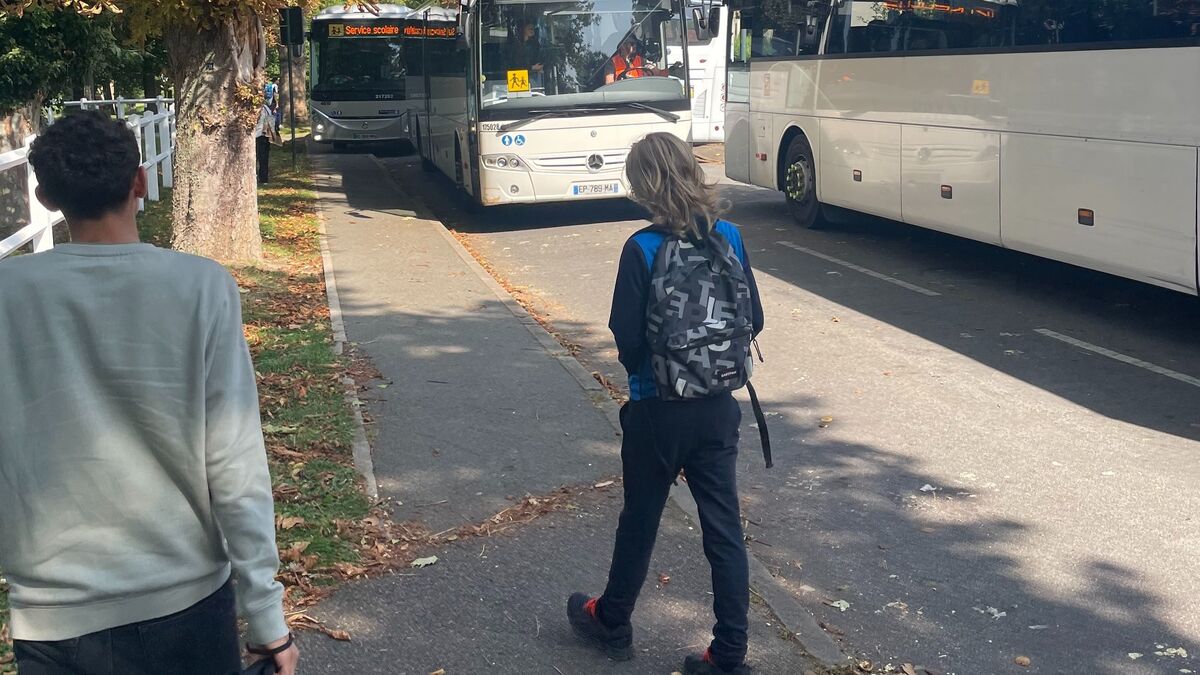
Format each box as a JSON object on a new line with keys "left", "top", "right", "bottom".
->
{"left": 598, "top": 394, "right": 750, "bottom": 670}
{"left": 14, "top": 578, "right": 242, "bottom": 675}
{"left": 256, "top": 135, "right": 270, "bottom": 184}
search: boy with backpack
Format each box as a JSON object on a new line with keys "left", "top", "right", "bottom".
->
{"left": 567, "top": 132, "right": 766, "bottom": 675}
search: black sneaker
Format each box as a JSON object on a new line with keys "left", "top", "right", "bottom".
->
{"left": 683, "top": 649, "right": 753, "bottom": 674}
{"left": 566, "top": 592, "right": 634, "bottom": 661}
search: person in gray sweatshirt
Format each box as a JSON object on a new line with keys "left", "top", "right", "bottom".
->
{"left": 0, "top": 111, "right": 299, "bottom": 674}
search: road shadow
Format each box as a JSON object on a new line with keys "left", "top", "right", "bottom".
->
{"left": 733, "top": 391, "right": 1197, "bottom": 674}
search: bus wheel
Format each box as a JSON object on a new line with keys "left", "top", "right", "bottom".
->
{"left": 783, "top": 135, "right": 826, "bottom": 229}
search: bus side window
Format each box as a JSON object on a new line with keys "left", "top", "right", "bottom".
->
{"left": 752, "top": 4, "right": 807, "bottom": 57}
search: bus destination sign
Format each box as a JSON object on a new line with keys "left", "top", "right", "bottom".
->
{"left": 327, "top": 23, "right": 403, "bottom": 37}
{"left": 402, "top": 25, "right": 458, "bottom": 38}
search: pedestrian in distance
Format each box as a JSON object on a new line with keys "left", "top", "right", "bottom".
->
{"left": 255, "top": 100, "right": 281, "bottom": 185}
{"left": 265, "top": 78, "right": 282, "bottom": 132}
{"left": 568, "top": 132, "right": 766, "bottom": 675}
{"left": 1, "top": 111, "right": 298, "bottom": 675}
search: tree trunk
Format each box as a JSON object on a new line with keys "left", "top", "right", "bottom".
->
{"left": 278, "top": 45, "right": 308, "bottom": 123}
{"left": 165, "top": 8, "right": 266, "bottom": 263}
{"left": 143, "top": 55, "right": 162, "bottom": 113}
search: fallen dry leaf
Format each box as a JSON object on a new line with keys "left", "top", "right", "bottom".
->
{"left": 818, "top": 416, "right": 834, "bottom": 428}
{"left": 594, "top": 480, "right": 615, "bottom": 488}
{"left": 658, "top": 573, "right": 671, "bottom": 585}
{"left": 411, "top": 555, "right": 439, "bottom": 568}
{"left": 278, "top": 516, "right": 306, "bottom": 530}
{"left": 902, "top": 664, "right": 919, "bottom": 675}
{"left": 430, "top": 670, "right": 445, "bottom": 675}
{"left": 857, "top": 660, "right": 874, "bottom": 672}
{"left": 1014, "top": 655, "right": 1032, "bottom": 667}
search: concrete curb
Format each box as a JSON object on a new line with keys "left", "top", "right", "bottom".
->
{"left": 366, "top": 155, "right": 847, "bottom": 666}
{"left": 314, "top": 157, "right": 379, "bottom": 501}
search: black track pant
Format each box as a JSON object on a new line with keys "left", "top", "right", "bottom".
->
{"left": 597, "top": 393, "right": 750, "bottom": 670}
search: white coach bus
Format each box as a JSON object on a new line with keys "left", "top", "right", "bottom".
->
{"left": 667, "top": 1, "right": 730, "bottom": 142}
{"left": 309, "top": 4, "right": 425, "bottom": 149}
{"left": 723, "top": 0, "right": 1200, "bottom": 294}
{"left": 408, "top": 0, "right": 694, "bottom": 206}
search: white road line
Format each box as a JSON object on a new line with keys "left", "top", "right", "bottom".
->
{"left": 775, "top": 241, "right": 941, "bottom": 297}
{"left": 1035, "top": 328, "right": 1200, "bottom": 389}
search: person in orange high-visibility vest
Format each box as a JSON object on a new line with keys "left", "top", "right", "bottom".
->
{"left": 604, "top": 37, "right": 667, "bottom": 84}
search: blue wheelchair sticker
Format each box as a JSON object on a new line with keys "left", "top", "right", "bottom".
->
{"left": 514, "top": 134, "right": 526, "bottom": 146}
{"left": 501, "top": 135, "right": 513, "bottom": 146}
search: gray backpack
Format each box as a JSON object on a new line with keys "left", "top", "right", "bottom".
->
{"left": 645, "top": 228, "right": 772, "bottom": 466}
{"left": 645, "top": 229, "right": 753, "bottom": 398}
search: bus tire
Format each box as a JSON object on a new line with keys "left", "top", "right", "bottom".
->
{"left": 782, "top": 135, "right": 826, "bottom": 229}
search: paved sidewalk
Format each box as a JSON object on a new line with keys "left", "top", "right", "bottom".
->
{"left": 299, "top": 152, "right": 820, "bottom": 673}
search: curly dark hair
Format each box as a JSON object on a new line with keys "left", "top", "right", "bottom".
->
{"left": 27, "top": 110, "right": 141, "bottom": 221}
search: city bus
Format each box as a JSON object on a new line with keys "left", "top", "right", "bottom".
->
{"left": 309, "top": 4, "right": 425, "bottom": 149}
{"left": 723, "top": 0, "right": 1200, "bottom": 294}
{"left": 667, "top": 0, "right": 729, "bottom": 143}
{"left": 407, "top": 0, "right": 695, "bottom": 206}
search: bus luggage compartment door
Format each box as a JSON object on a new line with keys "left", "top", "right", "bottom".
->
{"left": 901, "top": 126, "right": 1001, "bottom": 246}
{"left": 1000, "top": 134, "right": 1198, "bottom": 295}
{"left": 820, "top": 119, "right": 902, "bottom": 222}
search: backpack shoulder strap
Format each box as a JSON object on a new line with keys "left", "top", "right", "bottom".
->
{"left": 631, "top": 229, "right": 670, "bottom": 269}
{"left": 746, "top": 381, "right": 772, "bottom": 468}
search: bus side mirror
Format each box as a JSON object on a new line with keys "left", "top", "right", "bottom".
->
{"left": 709, "top": 7, "right": 722, "bottom": 35}
{"left": 693, "top": 7, "right": 707, "bottom": 32}
{"left": 800, "top": 16, "right": 821, "bottom": 50}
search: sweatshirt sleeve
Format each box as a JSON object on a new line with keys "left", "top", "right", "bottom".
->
{"left": 204, "top": 272, "right": 288, "bottom": 646}
{"left": 741, "top": 245, "right": 765, "bottom": 336}
{"left": 609, "top": 237, "right": 651, "bottom": 374}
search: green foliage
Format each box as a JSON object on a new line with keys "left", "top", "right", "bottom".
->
{"left": 0, "top": 8, "right": 168, "bottom": 114}
{"left": 0, "top": 8, "right": 70, "bottom": 111}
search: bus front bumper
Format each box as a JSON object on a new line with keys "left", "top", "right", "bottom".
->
{"left": 477, "top": 153, "right": 632, "bottom": 205}
{"left": 311, "top": 109, "right": 411, "bottom": 144}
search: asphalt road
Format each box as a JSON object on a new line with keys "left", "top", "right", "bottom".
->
{"left": 372, "top": 146, "right": 1199, "bottom": 675}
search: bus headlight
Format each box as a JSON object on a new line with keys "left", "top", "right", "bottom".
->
{"left": 483, "top": 154, "right": 526, "bottom": 171}
{"left": 316, "top": 123, "right": 325, "bottom": 132}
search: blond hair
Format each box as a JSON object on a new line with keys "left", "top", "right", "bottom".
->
{"left": 625, "top": 132, "right": 723, "bottom": 239}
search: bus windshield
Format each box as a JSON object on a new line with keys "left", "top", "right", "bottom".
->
{"left": 480, "top": 0, "right": 690, "bottom": 111}
{"left": 311, "top": 28, "right": 411, "bottom": 99}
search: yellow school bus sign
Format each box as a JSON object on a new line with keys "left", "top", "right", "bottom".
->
{"left": 507, "top": 70, "right": 530, "bottom": 93}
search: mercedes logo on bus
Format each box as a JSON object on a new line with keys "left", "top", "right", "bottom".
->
{"left": 586, "top": 154, "right": 605, "bottom": 173}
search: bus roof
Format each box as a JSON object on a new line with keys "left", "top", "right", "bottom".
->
{"left": 313, "top": 4, "right": 413, "bottom": 21}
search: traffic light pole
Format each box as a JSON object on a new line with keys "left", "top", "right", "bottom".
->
{"left": 287, "top": 47, "right": 297, "bottom": 170}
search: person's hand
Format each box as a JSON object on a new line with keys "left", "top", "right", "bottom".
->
{"left": 248, "top": 634, "right": 300, "bottom": 675}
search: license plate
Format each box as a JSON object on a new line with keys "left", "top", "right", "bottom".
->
{"left": 352, "top": 133, "right": 378, "bottom": 140}
{"left": 572, "top": 182, "right": 620, "bottom": 196}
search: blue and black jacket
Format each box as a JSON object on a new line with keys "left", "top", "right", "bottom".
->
{"left": 609, "top": 219, "right": 765, "bottom": 401}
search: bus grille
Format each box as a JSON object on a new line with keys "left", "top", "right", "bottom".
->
{"left": 530, "top": 150, "right": 627, "bottom": 172}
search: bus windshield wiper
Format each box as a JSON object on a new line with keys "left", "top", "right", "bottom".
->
{"left": 499, "top": 110, "right": 590, "bottom": 132}
{"left": 616, "top": 101, "right": 680, "bottom": 123}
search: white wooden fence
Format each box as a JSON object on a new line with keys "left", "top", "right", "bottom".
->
{"left": 0, "top": 98, "right": 176, "bottom": 260}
